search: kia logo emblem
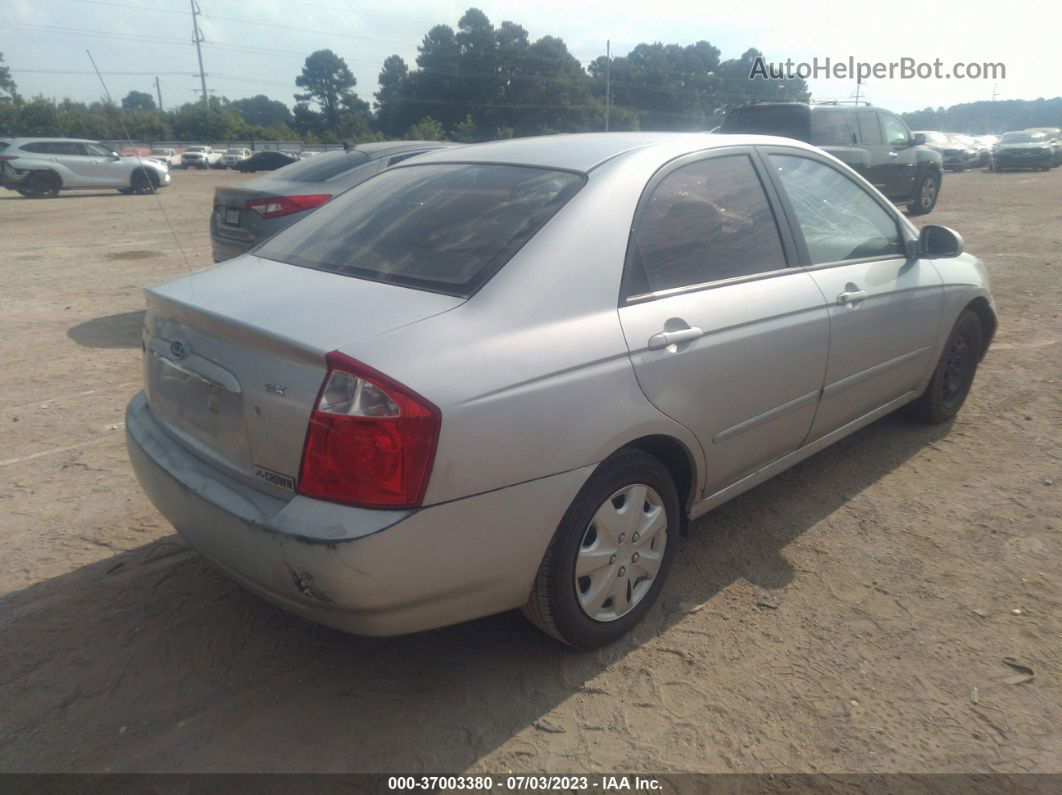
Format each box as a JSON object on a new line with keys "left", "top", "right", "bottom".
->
{"left": 170, "top": 340, "right": 188, "bottom": 359}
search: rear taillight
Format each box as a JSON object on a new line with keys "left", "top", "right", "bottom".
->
{"left": 0, "top": 155, "right": 16, "bottom": 161}
{"left": 297, "top": 352, "right": 440, "bottom": 508}
{"left": 244, "top": 194, "right": 331, "bottom": 219}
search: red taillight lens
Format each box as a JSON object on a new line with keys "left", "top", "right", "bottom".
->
{"left": 0, "top": 155, "right": 17, "bottom": 161}
{"left": 244, "top": 194, "right": 331, "bottom": 219}
{"left": 297, "top": 352, "right": 440, "bottom": 508}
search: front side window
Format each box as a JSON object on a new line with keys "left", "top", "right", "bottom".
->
{"left": 629, "top": 154, "right": 786, "bottom": 294}
{"left": 855, "top": 112, "right": 883, "bottom": 145}
{"left": 770, "top": 154, "right": 904, "bottom": 264}
{"left": 880, "top": 114, "right": 910, "bottom": 146}
{"left": 257, "top": 163, "right": 584, "bottom": 297}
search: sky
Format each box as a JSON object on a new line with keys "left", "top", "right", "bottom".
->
{"left": 3, "top": 0, "right": 1055, "bottom": 116}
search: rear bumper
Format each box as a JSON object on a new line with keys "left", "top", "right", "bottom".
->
{"left": 125, "top": 391, "right": 592, "bottom": 635}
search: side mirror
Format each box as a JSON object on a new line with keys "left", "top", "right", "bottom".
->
{"left": 112, "top": 153, "right": 121, "bottom": 160}
{"left": 912, "top": 133, "right": 926, "bottom": 146}
{"left": 920, "top": 225, "right": 964, "bottom": 258}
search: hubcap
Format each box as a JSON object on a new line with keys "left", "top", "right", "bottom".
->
{"left": 575, "top": 484, "right": 667, "bottom": 622}
{"left": 921, "top": 178, "right": 937, "bottom": 207}
{"left": 942, "top": 330, "right": 973, "bottom": 409}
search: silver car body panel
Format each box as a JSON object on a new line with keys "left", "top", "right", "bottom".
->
{"left": 128, "top": 132, "right": 996, "bottom": 634}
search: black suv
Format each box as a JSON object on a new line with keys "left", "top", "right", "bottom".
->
{"left": 719, "top": 102, "right": 944, "bottom": 215}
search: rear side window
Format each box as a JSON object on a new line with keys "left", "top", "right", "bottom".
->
{"left": 721, "top": 106, "right": 810, "bottom": 141}
{"left": 629, "top": 154, "right": 786, "bottom": 293}
{"left": 21, "top": 142, "right": 52, "bottom": 153}
{"left": 811, "top": 112, "right": 854, "bottom": 145}
{"left": 273, "top": 150, "right": 370, "bottom": 182}
{"left": 855, "top": 112, "right": 883, "bottom": 145}
{"left": 769, "top": 154, "right": 903, "bottom": 264}
{"left": 257, "top": 163, "right": 584, "bottom": 297}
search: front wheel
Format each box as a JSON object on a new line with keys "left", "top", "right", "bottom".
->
{"left": 523, "top": 449, "right": 681, "bottom": 648}
{"left": 908, "top": 171, "right": 940, "bottom": 215}
{"left": 906, "top": 309, "right": 982, "bottom": 424}
{"left": 130, "top": 169, "right": 159, "bottom": 194}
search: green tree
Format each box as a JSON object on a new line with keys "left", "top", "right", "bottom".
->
{"left": 0, "top": 50, "right": 17, "bottom": 99}
{"left": 230, "top": 94, "right": 292, "bottom": 127}
{"left": 295, "top": 49, "right": 360, "bottom": 130}
{"left": 121, "top": 90, "right": 156, "bottom": 111}
{"left": 452, "top": 114, "right": 478, "bottom": 142}
{"left": 406, "top": 116, "right": 446, "bottom": 140}
{"left": 375, "top": 54, "right": 410, "bottom": 138}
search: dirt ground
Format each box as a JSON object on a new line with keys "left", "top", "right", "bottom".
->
{"left": 0, "top": 166, "right": 1059, "bottom": 775}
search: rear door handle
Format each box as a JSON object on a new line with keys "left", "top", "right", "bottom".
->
{"left": 888, "top": 151, "right": 899, "bottom": 158}
{"left": 648, "top": 327, "right": 703, "bottom": 350}
{"left": 837, "top": 289, "right": 867, "bottom": 304}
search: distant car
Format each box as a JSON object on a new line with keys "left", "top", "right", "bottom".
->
{"left": 128, "top": 132, "right": 996, "bottom": 647}
{"left": 950, "top": 134, "right": 990, "bottom": 168}
{"left": 720, "top": 102, "right": 944, "bottom": 215}
{"left": 234, "top": 150, "right": 298, "bottom": 173}
{"left": 212, "top": 141, "right": 455, "bottom": 262}
{"left": 0, "top": 137, "right": 170, "bottom": 197}
{"left": 221, "top": 148, "right": 252, "bottom": 168}
{"left": 992, "top": 131, "right": 1055, "bottom": 171}
{"left": 913, "top": 132, "right": 978, "bottom": 172}
{"left": 1024, "top": 128, "right": 1062, "bottom": 166}
{"left": 181, "top": 145, "right": 222, "bottom": 169}
{"left": 147, "top": 148, "right": 181, "bottom": 167}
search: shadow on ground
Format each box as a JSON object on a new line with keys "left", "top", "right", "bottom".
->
{"left": 0, "top": 414, "right": 952, "bottom": 773}
{"left": 67, "top": 311, "right": 145, "bottom": 349}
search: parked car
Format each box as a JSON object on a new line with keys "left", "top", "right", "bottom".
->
{"left": 211, "top": 141, "right": 454, "bottom": 262}
{"left": 950, "top": 134, "right": 990, "bottom": 168}
{"left": 181, "top": 145, "right": 222, "bottom": 169}
{"left": 234, "top": 150, "right": 298, "bottom": 173}
{"left": 720, "top": 102, "right": 944, "bottom": 215}
{"left": 221, "top": 148, "right": 252, "bottom": 168}
{"left": 914, "top": 132, "right": 978, "bottom": 171}
{"left": 0, "top": 137, "right": 171, "bottom": 197}
{"left": 992, "top": 131, "right": 1055, "bottom": 171}
{"left": 147, "top": 147, "right": 181, "bottom": 167}
{"left": 1023, "top": 128, "right": 1062, "bottom": 166}
{"left": 128, "top": 132, "right": 996, "bottom": 647}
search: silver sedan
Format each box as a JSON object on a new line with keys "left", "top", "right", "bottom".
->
{"left": 127, "top": 132, "right": 996, "bottom": 648}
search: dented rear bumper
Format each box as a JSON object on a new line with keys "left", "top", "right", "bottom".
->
{"left": 125, "top": 391, "right": 591, "bottom": 635}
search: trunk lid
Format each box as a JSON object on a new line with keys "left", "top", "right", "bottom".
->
{"left": 142, "top": 255, "right": 464, "bottom": 498}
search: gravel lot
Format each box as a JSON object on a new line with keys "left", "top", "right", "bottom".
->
{"left": 1, "top": 167, "right": 1059, "bottom": 774}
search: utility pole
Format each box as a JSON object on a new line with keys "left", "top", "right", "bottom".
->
{"left": 604, "top": 39, "right": 611, "bottom": 132}
{"left": 190, "top": 0, "right": 208, "bottom": 107}
{"left": 155, "top": 75, "right": 163, "bottom": 112}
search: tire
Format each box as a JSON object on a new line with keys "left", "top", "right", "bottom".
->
{"left": 130, "top": 169, "right": 159, "bottom": 194}
{"left": 523, "top": 449, "right": 681, "bottom": 648}
{"left": 906, "top": 309, "right": 982, "bottom": 424}
{"left": 27, "top": 171, "right": 60, "bottom": 198}
{"left": 908, "top": 171, "right": 940, "bottom": 215}
{"left": 16, "top": 189, "right": 32, "bottom": 197}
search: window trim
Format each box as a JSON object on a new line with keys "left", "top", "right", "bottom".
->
{"left": 620, "top": 145, "right": 800, "bottom": 305}
{"left": 754, "top": 145, "right": 916, "bottom": 271}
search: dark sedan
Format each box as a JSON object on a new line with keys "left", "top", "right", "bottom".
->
{"left": 235, "top": 150, "right": 298, "bottom": 173}
{"left": 992, "top": 131, "right": 1055, "bottom": 172}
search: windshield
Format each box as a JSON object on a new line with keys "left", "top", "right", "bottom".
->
{"left": 187, "top": 147, "right": 206, "bottom": 152}
{"left": 257, "top": 163, "right": 584, "bottom": 297}
{"left": 1001, "top": 132, "right": 1044, "bottom": 143}
{"left": 270, "top": 150, "right": 370, "bottom": 182}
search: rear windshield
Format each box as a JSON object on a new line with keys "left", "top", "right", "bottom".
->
{"left": 256, "top": 163, "right": 585, "bottom": 297}
{"left": 720, "top": 105, "right": 810, "bottom": 141}
{"left": 1001, "top": 132, "right": 1044, "bottom": 143}
{"left": 272, "top": 150, "right": 370, "bottom": 182}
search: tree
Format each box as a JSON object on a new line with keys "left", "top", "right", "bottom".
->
{"left": 295, "top": 49, "right": 360, "bottom": 130}
{"left": 121, "top": 90, "right": 156, "bottom": 111}
{"left": 375, "top": 55, "right": 410, "bottom": 138}
{"left": 230, "top": 95, "right": 292, "bottom": 127}
{"left": 406, "top": 116, "right": 446, "bottom": 140}
{"left": 0, "top": 50, "right": 17, "bottom": 99}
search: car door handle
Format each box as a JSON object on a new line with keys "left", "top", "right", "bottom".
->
{"left": 648, "top": 327, "right": 703, "bottom": 350}
{"left": 837, "top": 290, "right": 867, "bottom": 304}
{"left": 888, "top": 151, "right": 899, "bottom": 158}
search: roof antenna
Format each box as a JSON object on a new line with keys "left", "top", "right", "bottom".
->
{"left": 86, "top": 49, "right": 192, "bottom": 270}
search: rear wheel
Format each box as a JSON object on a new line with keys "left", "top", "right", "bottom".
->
{"left": 523, "top": 449, "right": 680, "bottom": 648}
{"left": 908, "top": 171, "right": 940, "bottom": 215}
{"left": 906, "top": 309, "right": 982, "bottom": 424}
{"left": 27, "top": 171, "right": 60, "bottom": 198}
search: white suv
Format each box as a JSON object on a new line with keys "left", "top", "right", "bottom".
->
{"left": 221, "top": 148, "right": 251, "bottom": 168}
{"left": 180, "top": 145, "right": 222, "bottom": 169}
{"left": 0, "top": 138, "right": 171, "bottom": 198}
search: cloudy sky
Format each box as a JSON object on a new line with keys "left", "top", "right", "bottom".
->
{"left": 3, "top": 0, "right": 1052, "bottom": 115}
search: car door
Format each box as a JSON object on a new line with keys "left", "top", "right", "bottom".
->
{"left": 618, "top": 148, "right": 830, "bottom": 498}
{"left": 879, "top": 111, "right": 919, "bottom": 199}
{"left": 853, "top": 110, "right": 889, "bottom": 194}
{"left": 763, "top": 149, "right": 943, "bottom": 441}
{"left": 67, "top": 142, "right": 125, "bottom": 186}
